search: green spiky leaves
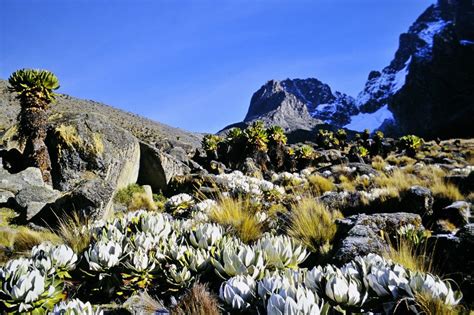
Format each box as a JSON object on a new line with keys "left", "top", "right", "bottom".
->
{"left": 8, "top": 69, "right": 60, "bottom": 108}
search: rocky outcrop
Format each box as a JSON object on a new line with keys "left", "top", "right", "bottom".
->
{"left": 46, "top": 112, "right": 140, "bottom": 192}
{"left": 333, "top": 212, "right": 422, "bottom": 263}
{"left": 137, "top": 141, "right": 192, "bottom": 193}
{"left": 0, "top": 166, "right": 62, "bottom": 220}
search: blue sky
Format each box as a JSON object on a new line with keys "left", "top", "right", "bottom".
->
{"left": 0, "top": 0, "right": 434, "bottom": 132}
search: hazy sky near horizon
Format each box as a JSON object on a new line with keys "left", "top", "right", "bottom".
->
{"left": 1, "top": 0, "right": 434, "bottom": 133}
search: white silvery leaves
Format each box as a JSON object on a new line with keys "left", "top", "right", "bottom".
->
{"left": 324, "top": 268, "right": 367, "bottom": 307}
{"left": 85, "top": 240, "right": 123, "bottom": 272}
{"left": 0, "top": 258, "right": 63, "bottom": 313}
{"left": 211, "top": 240, "right": 265, "bottom": 279}
{"left": 140, "top": 213, "right": 172, "bottom": 240}
{"left": 366, "top": 263, "right": 409, "bottom": 298}
{"left": 165, "top": 193, "right": 194, "bottom": 215}
{"left": 165, "top": 264, "right": 193, "bottom": 289}
{"left": 52, "top": 298, "right": 103, "bottom": 315}
{"left": 267, "top": 285, "right": 327, "bottom": 315}
{"left": 255, "top": 235, "right": 308, "bottom": 270}
{"left": 408, "top": 273, "right": 463, "bottom": 306}
{"left": 305, "top": 266, "right": 324, "bottom": 291}
{"left": 123, "top": 248, "right": 156, "bottom": 273}
{"left": 31, "top": 243, "right": 77, "bottom": 278}
{"left": 214, "top": 171, "right": 285, "bottom": 199}
{"left": 257, "top": 269, "right": 304, "bottom": 302}
{"left": 220, "top": 275, "right": 256, "bottom": 310}
{"left": 189, "top": 223, "right": 223, "bottom": 249}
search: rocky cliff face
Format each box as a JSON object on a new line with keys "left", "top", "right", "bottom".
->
{"left": 230, "top": 0, "right": 474, "bottom": 139}
{"left": 357, "top": 0, "right": 474, "bottom": 138}
{"left": 244, "top": 78, "right": 356, "bottom": 131}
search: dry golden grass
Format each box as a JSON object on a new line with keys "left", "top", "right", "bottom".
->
{"left": 374, "top": 169, "right": 421, "bottom": 195}
{"left": 307, "top": 174, "right": 335, "bottom": 196}
{"left": 338, "top": 175, "right": 356, "bottom": 192}
{"left": 210, "top": 197, "right": 262, "bottom": 243}
{"left": 56, "top": 212, "right": 91, "bottom": 254}
{"left": 173, "top": 283, "right": 221, "bottom": 315}
{"left": 430, "top": 181, "right": 464, "bottom": 202}
{"left": 383, "top": 237, "right": 432, "bottom": 274}
{"left": 0, "top": 227, "right": 62, "bottom": 261}
{"left": 386, "top": 154, "right": 416, "bottom": 166}
{"left": 89, "top": 132, "right": 105, "bottom": 156}
{"left": 411, "top": 292, "right": 463, "bottom": 315}
{"left": 371, "top": 155, "right": 387, "bottom": 171}
{"left": 287, "top": 197, "right": 342, "bottom": 253}
{"left": 128, "top": 192, "right": 158, "bottom": 211}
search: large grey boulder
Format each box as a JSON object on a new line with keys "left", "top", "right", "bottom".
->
{"left": 47, "top": 112, "right": 140, "bottom": 191}
{"left": 333, "top": 212, "right": 423, "bottom": 263}
{"left": 137, "top": 141, "right": 191, "bottom": 193}
{"left": 0, "top": 166, "right": 62, "bottom": 220}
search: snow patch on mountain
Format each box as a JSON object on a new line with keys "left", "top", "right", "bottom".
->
{"left": 344, "top": 105, "right": 394, "bottom": 132}
{"left": 460, "top": 39, "right": 474, "bottom": 46}
{"left": 393, "top": 56, "right": 412, "bottom": 93}
{"left": 418, "top": 20, "right": 450, "bottom": 47}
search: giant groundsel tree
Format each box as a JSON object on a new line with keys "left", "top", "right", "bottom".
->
{"left": 8, "top": 69, "right": 60, "bottom": 184}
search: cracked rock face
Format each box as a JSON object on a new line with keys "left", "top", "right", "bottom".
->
{"left": 0, "top": 166, "right": 62, "bottom": 220}
{"left": 333, "top": 212, "right": 423, "bottom": 263}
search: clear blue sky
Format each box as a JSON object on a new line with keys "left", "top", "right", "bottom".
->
{"left": 0, "top": 0, "right": 434, "bottom": 133}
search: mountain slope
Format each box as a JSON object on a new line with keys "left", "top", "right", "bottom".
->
{"left": 0, "top": 79, "right": 202, "bottom": 150}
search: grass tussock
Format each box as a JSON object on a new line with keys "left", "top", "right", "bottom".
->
{"left": 430, "top": 181, "right": 463, "bottom": 203}
{"left": 371, "top": 155, "right": 387, "bottom": 171}
{"left": 123, "top": 291, "right": 165, "bottom": 314}
{"left": 210, "top": 197, "right": 262, "bottom": 243}
{"left": 338, "top": 175, "right": 356, "bottom": 192}
{"left": 307, "top": 175, "right": 335, "bottom": 196}
{"left": 411, "top": 292, "right": 463, "bottom": 315}
{"left": 173, "top": 283, "right": 221, "bottom": 315}
{"left": 56, "top": 212, "right": 91, "bottom": 254}
{"left": 128, "top": 192, "right": 158, "bottom": 211}
{"left": 114, "top": 184, "right": 159, "bottom": 211}
{"left": 3, "top": 227, "right": 62, "bottom": 255}
{"left": 386, "top": 155, "right": 416, "bottom": 166}
{"left": 383, "top": 237, "right": 432, "bottom": 274}
{"left": 287, "top": 197, "right": 342, "bottom": 253}
{"left": 374, "top": 169, "right": 420, "bottom": 193}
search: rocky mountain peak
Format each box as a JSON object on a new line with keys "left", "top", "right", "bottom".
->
{"left": 229, "top": 0, "right": 474, "bottom": 139}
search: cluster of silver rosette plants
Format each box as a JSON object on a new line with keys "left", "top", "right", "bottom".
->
{"left": 0, "top": 197, "right": 462, "bottom": 314}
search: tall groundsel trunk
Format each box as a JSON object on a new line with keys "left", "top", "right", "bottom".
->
{"left": 19, "top": 106, "right": 52, "bottom": 185}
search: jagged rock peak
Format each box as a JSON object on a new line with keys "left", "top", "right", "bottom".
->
{"left": 244, "top": 78, "right": 357, "bottom": 129}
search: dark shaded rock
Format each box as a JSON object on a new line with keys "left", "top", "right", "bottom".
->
{"left": 428, "top": 223, "right": 474, "bottom": 305}
{"left": 334, "top": 212, "right": 422, "bottom": 263}
{"left": 446, "top": 171, "right": 474, "bottom": 195}
{"left": 0, "top": 166, "right": 62, "bottom": 221}
{"left": 400, "top": 186, "right": 434, "bottom": 217}
{"left": 138, "top": 141, "right": 191, "bottom": 193}
{"left": 434, "top": 201, "right": 472, "bottom": 228}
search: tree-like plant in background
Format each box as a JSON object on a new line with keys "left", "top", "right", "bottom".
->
{"left": 399, "top": 135, "right": 423, "bottom": 157}
{"left": 8, "top": 69, "right": 60, "bottom": 184}
{"left": 201, "top": 134, "right": 222, "bottom": 161}
{"left": 267, "top": 125, "right": 287, "bottom": 170}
